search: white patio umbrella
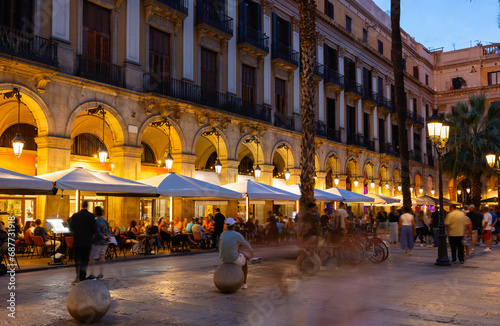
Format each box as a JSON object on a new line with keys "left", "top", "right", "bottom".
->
{"left": 223, "top": 180, "right": 300, "bottom": 220}
{"left": 322, "top": 187, "right": 375, "bottom": 203}
{"left": 285, "top": 184, "right": 344, "bottom": 202}
{"left": 0, "top": 167, "right": 55, "bottom": 195}
{"left": 365, "top": 194, "right": 401, "bottom": 205}
{"left": 140, "top": 173, "right": 242, "bottom": 219}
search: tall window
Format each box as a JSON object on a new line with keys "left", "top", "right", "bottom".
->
{"left": 344, "top": 57, "right": 355, "bottom": 83}
{"left": 378, "top": 118, "right": 385, "bottom": 147}
{"left": 72, "top": 133, "right": 102, "bottom": 157}
{"left": 377, "top": 76, "right": 383, "bottom": 96}
{"left": 149, "top": 28, "right": 171, "bottom": 80}
{"left": 275, "top": 78, "right": 286, "bottom": 114}
{"left": 362, "top": 28, "right": 368, "bottom": 43}
{"left": 363, "top": 67, "right": 372, "bottom": 91}
{"left": 324, "top": 45, "right": 338, "bottom": 73}
{"left": 488, "top": 71, "right": 500, "bottom": 85}
{"left": 327, "top": 98, "right": 336, "bottom": 130}
{"left": 325, "top": 0, "right": 334, "bottom": 20}
{"left": 413, "top": 98, "right": 417, "bottom": 114}
{"left": 402, "top": 58, "right": 407, "bottom": 72}
{"left": 413, "top": 66, "right": 419, "bottom": 80}
{"left": 82, "top": 1, "right": 111, "bottom": 62}
{"left": 0, "top": 0, "right": 34, "bottom": 33}
{"left": 363, "top": 113, "right": 370, "bottom": 141}
{"left": 346, "top": 105, "right": 356, "bottom": 139}
{"left": 391, "top": 84, "right": 395, "bottom": 107}
{"left": 425, "top": 74, "right": 429, "bottom": 86}
{"left": 201, "top": 48, "right": 218, "bottom": 91}
{"left": 345, "top": 15, "right": 352, "bottom": 32}
{"left": 242, "top": 64, "right": 255, "bottom": 103}
{"left": 0, "top": 123, "right": 37, "bottom": 150}
{"left": 141, "top": 142, "right": 156, "bottom": 163}
{"left": 377, "top": 39, "right": 383, "bottom": 55}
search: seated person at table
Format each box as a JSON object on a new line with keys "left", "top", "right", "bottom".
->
{"left": 181, "top": 217, "right": 189, "bottom": 232}
{"left": 146, "top": 219, "right": 160, "bottom": 253}
{"left": 185, "top": 218, "right": 195, "bottom": 233}
{"left": 24, "top": 221, "right": 34, "bottom": 239}
{"left": 169, "top": 221, "right": 181, "bottom": 251}
{"left": 245, "top": 218, "right": 256, "bottom": 234}
{"left": 173, "top": 217, "right": 183, "bottom": 230}
{"left": 219, "top": 218, "right": 254, "bottom": 289}
{"left": 34, "top": 219, "right": 61, "bottom": 251}
{"left": 138, "top": 220, "right": 146, "bottom": 234}
{"left": 14, "top": 217, "right": 23, "bottom": 240}
{"left": 203, "top": 216, "right": 214, "bottom": 231}
{"left": 125, "top": 220, "right": 141, "bottom": 255}
{"left": 192, "top": 218, "right": 211, "bottom": 240}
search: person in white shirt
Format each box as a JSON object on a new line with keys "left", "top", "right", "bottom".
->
{"left": 334, "top": 202, "right": 349, "bottom": 233}
{"left": 482, "top": 206, "right": 493, "bottom": 251}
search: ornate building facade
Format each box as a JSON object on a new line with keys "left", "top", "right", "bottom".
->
{"left": 0, "top": 0, "right": 498, "bottom": 225}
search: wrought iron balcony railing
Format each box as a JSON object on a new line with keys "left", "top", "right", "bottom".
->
{"left": 376, "top": 94, "right": 392, "bottom": 111}
{"left": 195, "top": 3, "right": 233, "bottom": 36}
{"left": 274, "top": 111, "right": 295, "bottom": 131}
{"left": 327, "top": 128, "right": 341, "bottom": 142}
{"left": 144, "top": 73, "right": 272, "bottom": 123}
{"left": 364, "top": 138, "right": 375, "bottom": 151}
{"left": 314, "top": 61, "right": 324, "bottom": 78}
{"left": 347, "top": 133, "right": 364, "bottom": 147}
{"left": 324, "top": 68, "right": 345, "bottom": 88}
{"left": 345, "top": 80, "right": 363, "bottom": 97}
{"left": 77, "top": 55, "right": 122, "bottom": 86}
{"left": 238, "top": 25, "right": 269, "bottom": 53}
{"left": 0, "top": 25, "right": 58, "bottom": 66}
{"left": 272, "top": 43, "right": 299, "bottom": 67}
{"left": 362, "top": 88, "right": 377, "bottom": 103}
{"left": 156, "top": 0, "right": 188, "bottom": 14}
{"left": 315, "top": 121, "right": 327, "bottom": 137}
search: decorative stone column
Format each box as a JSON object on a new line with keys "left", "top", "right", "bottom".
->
{"left": 220, "top": 159, "right": 240, "bottom": 185}
{"left": 260, "top": 164, "right": 275, "bottom": 186}
{"left": 316, "top": 171, "right": 327, "bottom": 190}
{"left": 171, "top": 153, "right": 196, "bottom": 178}
{"left": 34, "top": 136, "right": 73, "bottom": 221}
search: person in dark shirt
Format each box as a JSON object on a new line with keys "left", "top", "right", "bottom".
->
{"left": 146, "top": 219, "right": 160, "bottom": 254}
{"left": 320, "top": 209, "right": 330, "bottom": 229}
{"left": 431, "top": 205, "right": 447, "bottom": 247}
{"left": 69, "top": 200, "right": 97, "bottom": 283}
{"left": 466, "top": 204, "right": 483, "bottom": 251}
{"left": 34, "top": 219, "right": 61, "bottom": 251}
{"left": 212, "top": 208, "right": 225, "bottom": 248}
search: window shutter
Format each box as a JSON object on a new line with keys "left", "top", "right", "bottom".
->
{"left": 287, "top": 20, "right": 292, "bottom": 48}
{"left": 324, "top": 45, "right": 330, "bottom": 77}
{"left": 257, "top": 3, "right": 262, "bottom": 33}
{"left": 332, "top": 48, "right": 338, "bottom": 71}
{"left": 272, "top": 13, "right": 278, "bottom": 45}
{"left": 101, "top": 34, "right": 110, "bottom": 63}
{"left": 239, "top": 0, "right": 247, "bottom": 26}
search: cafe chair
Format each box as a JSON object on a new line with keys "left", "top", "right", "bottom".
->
{"left": 32, "top": 235, "right": 51, "bottom": 259}
{"left": 64, "top": 236, "right": 74, "bottom": 260}
{"left": 23, "top": 235, "right": 35, "bottom": 259}
{"left": 191, "top": 232, "right": 210, "bottom": 249}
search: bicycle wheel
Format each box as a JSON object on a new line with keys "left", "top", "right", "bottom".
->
{"left": 367, "top": 243, "right": 385, "bottom": 263}
{"left": 371, "top": 238, "right": 390, "bottom": 261}
{"left": 343, "top": 241, "right": 364, "bottom": 265}
{"left": 317, "top": 246, "right": 330, "bottom": 264}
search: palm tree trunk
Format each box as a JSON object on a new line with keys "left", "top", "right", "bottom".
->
{"left": 471, "top": 173, "right": 482, "bottom": 208}
{"left": 391, "top": 0, "right": 411, "bottom": 211}
{"left": 298, "top": 0, "right": 317, "bottom": 208}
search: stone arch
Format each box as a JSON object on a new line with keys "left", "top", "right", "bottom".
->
{"left": 66, "top": 101, "right": 128, "bottom": 148}
{"left": 235, "top": 134, "right": 266, "bottom": 166}
{"left": 270, "top": 140, "right": 296, "bottom": 168}
{"left": 325, "top": 151, "right": 341, "bottom": 174}
{"left": 192, "top": 126, "right": 229, "bottom": 170}
{"left": 362, "top": 159, "right": 376, "bottom": 179}
{"left": 137, "top": 115, "right": 185, "bottom": 161}
{"left": 0, "top": 84, "right": 54, "bottom": 137}
{"left": 344, "top": 155, "right": 358, "bottom": 175}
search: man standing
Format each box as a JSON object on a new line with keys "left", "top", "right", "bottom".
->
{"left": 334, "top": 202, "right": 349, "bottom": 233}
{"left": 482, "top": 206, "right": 493, "bottom": 252}
{"left": 70, "top": 200, "right": 97, "bottom": 283}
{"left": 445, "top": 205, "right": 467, "bottom": 264}
{"left": 219, "top": 218, "right": 254, "bottom": 289}
{"left": 212, "top": 208, "right": 225, "bottom": 248}
{"left": 88, "top": 206, "right": 109, "bottom": 280}
{"left": 431, "top": 205, "right": 442, "bottom": 247}
{"left": 466, "top": 204, "right": 483, "bottom": 252}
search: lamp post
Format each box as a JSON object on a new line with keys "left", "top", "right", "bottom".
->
{"left": 244, "top": 137, "right": 261, "bottom": 179}
{"left": 486, "top": 152, "right": 500, "bottom": 205}
{"left": 151, "top": 118, "right": 174, "bottom": 170}
{"left": 427, "top": 108, "right": 451, "bottom": 266}
{"left": 334, "top": 155, "right": 340, "bottom": 186}
{"left": 278, "top": 144, "right": 291, "bottom": 181}
{"left": 202, "top": 128, "right": 222, "bottom": 174}
{"left": 97, "top": 106, "right": 108, "bottom": 165}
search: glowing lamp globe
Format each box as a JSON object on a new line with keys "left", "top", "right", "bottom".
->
{"left": 334, "top": 175, "right": 340, "bottom": 186}
{"left": 353, "top": 178, "right": 359, "bottom": 187}
{"left": 214, "top": 159, "right": 222, "bottom": 174}
{"left": 254, "top": 165, "right": 262, "bottom": 179}
{"left": 98, "top": 146, "right": 108, "bottom": 164}
{"left": 12, "top": 133, "right": 24, "bottom": 158}
{"left": 486, "top": 153, "right": 496, "bottom": 168}
{"left": 165, "top": 153, "right": 174, "bottom": 170}
{"left": 284, "top": 169, "right": 291, "bottom": 181}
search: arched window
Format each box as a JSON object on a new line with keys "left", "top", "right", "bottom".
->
{"left": 204, "top": 152, "right": 217, "bottom": 171}
{"left": 71, "top": 133, "right": 102, "bottom": 157}
{"left": 0, "top": 123, "right": 37, "bottom": 151}
{"left": 325, "top": 170, "right": 333, "bottom": 189}
{"left": 238, "top": 156, "right": 254, "bottom": 175}
{"left": 141, "top": 142, "right": 156, "bottom": 163}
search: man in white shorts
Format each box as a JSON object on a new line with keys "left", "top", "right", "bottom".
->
{"left": 219, "top": 218, "right": 254, "bottom": 289}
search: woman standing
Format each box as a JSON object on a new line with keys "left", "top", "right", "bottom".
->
{"left": 388, "top": 206, "right": 400, "bottom": 244}
{"left": 415, "top": 210, "right": 427, "bottom": 247}
{"left": 376, "top": 208, "right": 388, "bottom": 240}
{"left": 399, "top": 207, "right": 416, "bottom": 255}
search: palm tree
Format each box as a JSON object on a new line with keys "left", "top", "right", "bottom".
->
{"left": 442, "top": 95, "right": 500, "bottom": 208}
{"left": 298, "top": 0, "right": 317, "bottom": 208}
{"left": 391, "top": 0, "right": 411, "bottom": 210}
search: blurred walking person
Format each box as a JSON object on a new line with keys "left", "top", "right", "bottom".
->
{"left": 399, "top": 207, "right": 416, "bottom": 256}
{"left": 70, "top": 200, "right": 97, "bottom": 283}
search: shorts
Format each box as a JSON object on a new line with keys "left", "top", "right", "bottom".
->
{"left": 462, "top": 236, "right": 471, "bottom": 246}
{"left": 234, "top": 253, "right": 246, "bottom": 267}
{"left": 472, "top": 230, "right": 478, "bottom": 238}
{"left": 378, "top": 222, "right": 388, "bottom": 229}
{"left": 90, "top": 245, "right": 108, "bottom": 259}
{"left": 483, "top": 230, "right": 491, "bottom": 241}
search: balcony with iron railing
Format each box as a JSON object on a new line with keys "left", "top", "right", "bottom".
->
{"left": 410, "top": 150, "right": 422, "bottom": 163}
{"left": 345, "top": 80, "right": 363, "bottom": 99}
{"left": 272, "top": 43, "right": 299, "bottom": 68}
{"left": 383, "top": 143, "right": 395, "bottom": 156}
{"left": 154, "top": 0, "right": 188, "bottom": 14}
{"left": 347, "top": 133, "right": 364, "bottom": 147}
{"left": 315, "top": 121, "right": 327, "bottom": 137}
{"left": 195, "top": 2, "right": 233, "bottom": 37}
{"left": 362, "top": 88, "right": 378, "bottom": 107}
{"left": 364, "top": 138, "right": 375, "bottom": 151}
{"left": 238, "top": 25, "right": 269, "bottom": 53}
{"left": 324, "top": 68, "right": 345, "bottom": 91}
{"left": 314, "top": 61, "right": 324, "bottom": 79}
{"left": 406, "top": 109, "right": 425, "bottom": 125}
{"left": 376, "top": 94, "right": 392, "bottom": 112}
{"left": 327, "top": 128, "right": 341, "bottom": 142}
{"left": 274, "top": 111, "right": 295, "bottom": 131}
{"left": 0, "top": 25, "right": 58, "bottom": 66}
{"left": 77, "top": 55, "right": 122, "bottom": 87}
{"left": 144, "top": 73, "right": 272, "bottom": 123}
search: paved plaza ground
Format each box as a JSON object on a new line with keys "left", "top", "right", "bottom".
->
{"left": 2, "top": 243, "right": 500, "bottom": 326}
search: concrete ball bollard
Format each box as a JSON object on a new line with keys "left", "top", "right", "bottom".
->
{"left": 67, "top": 280, "right": 111, "bottom": 323}
{"left": 213, "top": 263, "right": 244, "bottom": 293}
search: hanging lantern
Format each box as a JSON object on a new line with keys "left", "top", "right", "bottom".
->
{"left": 385, "top": 182, "right": 390, "bottom": 190}
{"left": 215, "top": 159, "right": 222, "bottom": 174}
{"left": 370, "top": 179, "right": 375, "bottom": 188}
{"left": 398, "top": 184, "right": 402, "bottom": 191}
{"left": 165, "top": 153, "right": 174, "bottom": 170}
{"left": 98, "top": 145, "right": 108, "bottom": 164}
{"left": 254, "top": 165, "right": 262, "bottom": 179}
{"left": 353, "top": 178, "right": 359, "bottom": 187}
{"left": 285, "top": 169, "right": 291, "bottom": 181}
{"left": 12, "top": 133, "right": 24, "bottom": 158}
{"left": 334, "top": 175, "right": 340, "bottom": 186}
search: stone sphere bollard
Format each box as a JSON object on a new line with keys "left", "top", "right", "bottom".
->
{"left": 67, "top": 280, "right": 111, "bottom": 323}
{"left": 213, "top": 263, "right": 244, "bottom": 293}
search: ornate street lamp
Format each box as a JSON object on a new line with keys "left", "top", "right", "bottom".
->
{"left": 244, "top": 137, "right": 261, "bottom": 179}
{"left": 97, "top": 105, "right": 108, "bottom": 165}
{"left": 278, "top": 144, "right": 291, "bottom": 181}
{"left": 4, "top": 88, "right": 24, "bottom": 158}
{"left": 151, "top": 118, "right": 174, "bottom": 170}
{"left": 427, "top": 108, "right": 451, "bottom": 266}
{"left": 202, "top": 128, "right": 222, "bottom": 174}
{"left": 419, "top": 187, "right": 424, "bottom": 194}
{"left": 334, "top": 155, "right": 340, "bottom": 186}
{"left": 431, "top": 189, "right": 435, "bottom": 196}
{"left": 486, "top": 152, "right": 500, "bottom": 205}
{"left": 398, "top": 184, "right": 402, "bottom": 192}
{"left": 353, "top": 177, "right": 359, "bottom": 188}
